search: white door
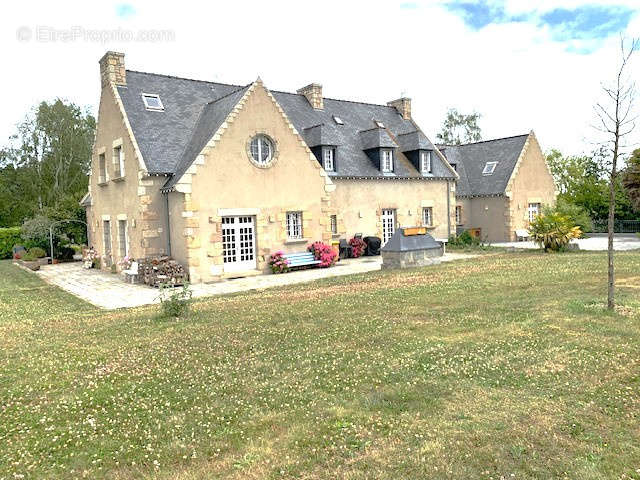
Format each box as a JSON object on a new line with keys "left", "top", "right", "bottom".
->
{"left": 381, "top": 209, "right": 396, "bottom": 245}
{"left": 221, "top": 216, "right": 256, "bottom": 273}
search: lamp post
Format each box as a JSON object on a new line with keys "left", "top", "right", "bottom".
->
{"left": 48, "top": 219, "right": 88, "bottom": 261}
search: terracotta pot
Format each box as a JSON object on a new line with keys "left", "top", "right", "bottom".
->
{"left": 52, "top": 259, "right": 60, "bottom": 264}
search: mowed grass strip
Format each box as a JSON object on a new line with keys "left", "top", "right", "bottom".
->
{"left": 1, "top": 252, "right": 639, "bottom": 479}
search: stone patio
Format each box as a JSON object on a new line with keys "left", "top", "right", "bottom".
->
{"left": 35, "top": 253, "right": 476, "bottom": 309}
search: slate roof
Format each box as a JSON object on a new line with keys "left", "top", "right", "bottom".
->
{"left": 114, "top": 70, "right": 456, "bottom": 188}
{"left": 437, "top": 134, "right": 529, "bottom": 197}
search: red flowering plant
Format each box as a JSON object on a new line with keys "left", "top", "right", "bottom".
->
{"left": 269, "top": 250, "right": 290, "bottom": 273}
{"left": 349, "top": 237, "right": 366, "bottom": 258}
{"left": 308, "top": 241, "right": 338, "bottom": 268}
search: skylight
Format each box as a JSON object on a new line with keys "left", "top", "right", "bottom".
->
{"left": 142, "top": 93, "right": 164, "bottom": 111}
{"left": 482, "top": 161, "right": 498, "bottom": 175}
{"left": 333, "top": 115, "right": 344, "bottom": 125}
{"left": 374, "top": 120, "right": 385, "bottom": 128}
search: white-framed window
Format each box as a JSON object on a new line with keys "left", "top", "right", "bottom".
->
{"left": 455, "top": 205, "right": 462, "bottom": 225}
{"left": 333, "top": 115, "right": 344, "bottom": 125}
{"left": 286, "top": 211, "right": 303, "bottom": 240}
{"left": 528, "top": 203, "right": 541, "bottom": 222}
{"left": 381, "top": 149, "right": 394, "bottom": 173}
{"left": 375, "top": 120, "right": 385, "bottom": 128}
{"left": 103, "top": 220, "right": 111, "bottom": 255}
{"left": 482, "top": 161, "right": 498, "bottom": 175}
{"left": 98, "top": 153, "right": 107, "bottom": 183}
{"left": 118, "top": 219, "right": 128, "bottom": 257}
{"left": 330, "top": 215, "right": 338, "bottom": 235}
{"left": 113, "top": 145, "right": 124, "bottom": 178}
{"left": 323, "top": 147, "right": 335, "bottom": 172}
{"left": 422, "top": 207, "right": 433, "bottom": 227}
{"left": 250, "top": 134, "right": 274, "bottom": 165}
{"left": 421, "top": 150, "right": 432, "bottom": 174}
{"left": 142, "top": 93, "right": 164, "bottom": 111}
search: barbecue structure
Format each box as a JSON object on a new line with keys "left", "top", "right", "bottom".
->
{"left": 381, "top": 227, "right": 444, "bottom": 269}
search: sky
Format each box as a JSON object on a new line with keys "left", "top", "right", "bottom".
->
{"left": 1, "top": 0, "right": 639, "bottom": 156}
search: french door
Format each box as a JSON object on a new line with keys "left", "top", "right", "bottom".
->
{"left": 381, "top": 209, "right": 396, "bottom": 245}
{"left": 221, "top": 216, "right": 256, "bottom": 273}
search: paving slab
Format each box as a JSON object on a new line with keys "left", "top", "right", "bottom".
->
{"left": 34, "top": 253, "right": 476, "bottom": 310}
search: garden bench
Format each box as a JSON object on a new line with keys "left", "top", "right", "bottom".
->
{"left": 515, "top": 229, "right": 530, "bottom": 241}
{"left": 282, "top": 252, "right": 321, "bottom": 269}
{"left": 122, "top": 261, "right": 139, "bottom": 284}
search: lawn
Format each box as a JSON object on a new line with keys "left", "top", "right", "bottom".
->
{"left": 1, "top": 252, "right": 640, "bottom": 479}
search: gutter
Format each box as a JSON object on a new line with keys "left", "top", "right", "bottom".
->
{"left": 165, "top": 194, "right": 172, "bottom": 256}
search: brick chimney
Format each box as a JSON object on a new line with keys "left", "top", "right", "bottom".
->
{"left": 297, "top": 83, "right": 323, "bottom": 110}
{"left": 388, "top": 97, "right": 411, "bottom": 120}
{"left": 99, "top": 51, "right": 126, "bottom": 88}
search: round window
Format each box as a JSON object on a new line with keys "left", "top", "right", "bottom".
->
{"left": 249, "top": 134, "right": 274, "bottom": 166}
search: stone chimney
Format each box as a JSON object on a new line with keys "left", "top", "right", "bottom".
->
{"left": 388, "top": 97, "right": 411, "bottom": 120}
{"left": 297, "top": 83, "right": 323, "bottom": 110}
{"left": 99, "top": 51, "right": 126, "bottom": 88}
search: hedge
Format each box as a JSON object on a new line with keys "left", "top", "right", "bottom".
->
{"left": 0, "top": 227, "right": 24, "bottom": 259}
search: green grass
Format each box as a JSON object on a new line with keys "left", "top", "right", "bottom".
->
{"left": 1, "top": 252, "right": 640, "bottom": 479}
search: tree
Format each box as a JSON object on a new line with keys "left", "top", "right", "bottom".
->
{"left": 436, "top": 108, "right": 482, "bottom": 145}
{"left": 593, "top": 37, "right": 638, "bottom": 310}
{"left": 0, "top": 99, "right": 95, "bottom": 230}
{"left": 622, "top": 148, "right": 640, "bottom": 210}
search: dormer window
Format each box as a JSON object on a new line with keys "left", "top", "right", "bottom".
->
{"left": 142, "top": 93, "right": 164, "bottom": 111}
{"left": 375, "top": 120, "right": 385, "bottom": 128}
{"left": 381, "top": 149, "right": 394, "bottom": 173}
{"left": 420, "top": 151, "right": 432, "bottom": 174}
{"left": 333, "top": 115, "right": 344, "bottom": 125}
{"left": 482, "top": 161, "right": 498, "bottom": 175}
{"left": 323, "top": 147, "right": 335, "bottom": 172}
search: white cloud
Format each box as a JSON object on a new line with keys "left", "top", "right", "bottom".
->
{"left": 1, "top": 0, "right": 638, "bottom": 157}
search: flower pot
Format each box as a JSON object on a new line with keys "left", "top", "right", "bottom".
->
{"left": 52, "top": 259, "right": 60, "bottom": 264}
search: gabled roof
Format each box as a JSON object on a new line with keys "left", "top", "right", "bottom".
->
{"left": 116, "top": 71, "right": 242, "bottom": 174}
{"left": 113, "top": 70, "right": 457, "bottom": 183}
{"left": 438, "top": 134, "right": 529, "bottom": 197}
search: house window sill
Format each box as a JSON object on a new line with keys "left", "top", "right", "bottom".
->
{"left": 285, "top": 238, "right": 309, "bottom": 245}
{"left": 112, "top": 176, "right": 125, "bottom": 182}
{"left": 98, "top": 180, "right": 108, "bottom": 186}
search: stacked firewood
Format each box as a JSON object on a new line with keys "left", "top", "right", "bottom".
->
{"left": 138, "top": 256, "right": 189, "bottom": 287}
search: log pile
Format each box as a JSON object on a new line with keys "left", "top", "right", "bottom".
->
{"left": 138, "top": 256, "right": 189, "bottom": 287}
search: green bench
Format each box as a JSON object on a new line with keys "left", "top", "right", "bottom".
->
{"left": 282, "top": 252, "right": 321, "bottom": 269}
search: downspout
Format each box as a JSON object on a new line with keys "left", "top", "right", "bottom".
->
{"left": 164, "top": 192, "right": 172, "bottom": 257}
{"left": 446, "top": 180, "right": 451, "bottom": 239}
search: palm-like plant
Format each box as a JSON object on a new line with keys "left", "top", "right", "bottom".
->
{"left": 528, "top": 213, "right": 582, "bottom": 252}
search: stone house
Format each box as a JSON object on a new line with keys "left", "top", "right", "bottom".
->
{"left": 82, "top": 52, "right": 458, "bottom": 282}
{"left": 439, "top": 132, "right": 557, "bottom": 242}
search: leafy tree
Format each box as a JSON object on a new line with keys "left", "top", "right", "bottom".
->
{"left": 436, "top": 108, "right": 482, "bottom": 145}
{"left": 622, "top": 148, "right": 640, "bottom": 211}
{"left": 0, "top": 99, "right": 95, "bottom": 236}
{"left": 545, "top": 198, "right": 593, "bottom": 234}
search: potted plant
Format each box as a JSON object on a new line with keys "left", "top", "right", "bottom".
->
{"left": 269, "top": 251, "right": 290, "bottom": 273}
{"left": 21, "top": 252, "right": 40, "bottom": 271}
{"left": 308, "top": 241, "right": 338, "bottom": 268}
{"left": 28, "top": 247, "right": 49, "bottom": 266}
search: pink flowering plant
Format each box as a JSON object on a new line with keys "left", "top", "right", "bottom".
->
{"left": 118, "top": 255, "right": 134, "bottom": 270}
{"left": 269, "top": 250, "right": 290, "bottom": 273}
{"left": 308, "top": 241, "right": 338, "bottom": 268}
{"left": 349, "top": 237, "right": 366, "bottom": 258}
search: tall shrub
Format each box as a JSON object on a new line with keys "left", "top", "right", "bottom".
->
{"left": 0, "top": 227, "right": 23, "bottom": 259}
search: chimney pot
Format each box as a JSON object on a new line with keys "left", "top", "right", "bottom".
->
{"left": 99, "top": 51, "right": 126, "bottom": 88}
{"left": 388, "top": 97, "right": 411, "bottom": 120}
{"left": 297, "top": 83, "right": 323, "bottom": 110}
